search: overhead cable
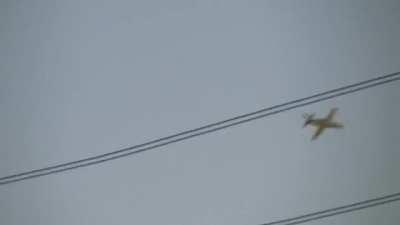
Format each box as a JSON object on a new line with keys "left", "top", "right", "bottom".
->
{"left": 260, "top": 191, "right": 400, "bottom": 225}
{"left": 1, "top": 71, "right": 399, "bottom": 185}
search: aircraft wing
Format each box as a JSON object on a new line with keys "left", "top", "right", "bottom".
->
{"left": 312, "top": 126, "right": 325, "bottom": 140}
{"left": 327, "top": 108, "right": 339, "bottom": 121}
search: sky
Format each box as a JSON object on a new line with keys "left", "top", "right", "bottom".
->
{"left": 1, "top": 0, "right": 400, "bottom": 224}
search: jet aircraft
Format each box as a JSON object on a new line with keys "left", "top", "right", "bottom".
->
{"left": 303, "top": 108, "right": 343, "bottom": 140}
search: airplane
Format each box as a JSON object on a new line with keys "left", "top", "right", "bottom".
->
{"left": 303, "top": 108, "right": 343, "bottom": 140}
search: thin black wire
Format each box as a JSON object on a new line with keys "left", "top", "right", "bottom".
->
{"left": 285, "top": 197, "right": 400, "bottom": 225}
{"left": 1, "top": 72, "right": 399, "bottom": 185}
{"left": 260, "top": 192, "right": 400, "bottom": 225}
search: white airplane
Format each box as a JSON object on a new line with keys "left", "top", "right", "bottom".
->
{"left": 303, "top": 108, "right": 343, "bottom": 140}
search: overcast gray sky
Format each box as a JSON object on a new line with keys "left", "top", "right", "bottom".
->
{"left": 1, "top": 0, "right": 400, "bottom": 224}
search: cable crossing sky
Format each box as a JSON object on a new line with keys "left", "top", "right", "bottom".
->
{"left": 1, "top": 71, "right": 400, "bottom": 185}
{"left": 259, "top": 191, "right": 400, "bottom": 225}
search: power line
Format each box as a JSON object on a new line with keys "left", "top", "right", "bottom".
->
{"left": 1, "top": 71, "right": 399, "bottom": 185}
{"left": 260, "top": 191, "right": 400, "bottom": 225}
